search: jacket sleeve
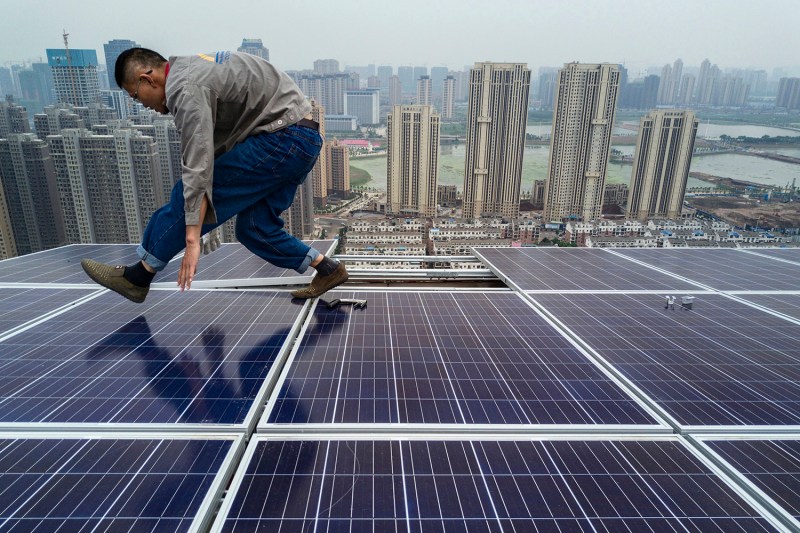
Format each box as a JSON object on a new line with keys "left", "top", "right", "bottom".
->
{"left": 172, "top": 83, "right": 217, "bottom": 226}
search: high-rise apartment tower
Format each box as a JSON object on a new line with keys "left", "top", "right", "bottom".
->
{"left": 462, "top": 62, "right": 530, "bottom": 219}
{"left": 627, "top": 110, "right": 698, "bottom": 221}
{"left": 544, "top": 63, "right": 620, "bottom": 222}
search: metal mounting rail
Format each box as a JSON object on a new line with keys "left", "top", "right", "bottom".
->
{"left": 335, "top": 255, "right": 482, "bottom": 262}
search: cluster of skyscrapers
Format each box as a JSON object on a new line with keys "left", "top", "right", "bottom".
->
{"left": 386, "top": 60, "right": 698, "bottom": 224}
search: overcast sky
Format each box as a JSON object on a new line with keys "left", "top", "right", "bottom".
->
{"left": 3, "top": 0, "right": 798, "bottom": 77}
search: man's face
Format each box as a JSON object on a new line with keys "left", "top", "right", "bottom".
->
{"left": 124, "top": 70, "right": 167, "bottom": 114}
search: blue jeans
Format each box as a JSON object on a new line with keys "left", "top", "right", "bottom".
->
{"left": 137, "top": 124, "right": 323, "bottom": 273}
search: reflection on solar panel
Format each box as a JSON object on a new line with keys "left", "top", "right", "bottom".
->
{"left": 0, "top": 290, "right": 305, "bottom": 428}
{"left": 532, "top": 292, "right": 800, "bottom": 429}
{"left": 704, "top": 438, "right": 800, "bottom": 522}
{"left": 0, "top": 288, "right": 98, "bottom": 335}
{"left": 612, "top": 248, "right": 800, "bottom": 291}
{"left": 0, "top": 435, "right": 239, "bottom": 532}
{"left": 474, "top": 247, "right": 701, "bottom": 291}
{"left": 155, "top": 240, "right": 335, "bottom": 286}
{"left": 0, "top": 245, "right": 141, "bottom": 284}
{"left": 213, "top": 437, "right": 777, "bottom": 532}
{"left": 737, "top": 294, "right": 800, "bottom": 322}
{"left": 264, "top": 291, "right": 661, "bottom": 428}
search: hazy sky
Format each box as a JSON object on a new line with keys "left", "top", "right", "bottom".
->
{"left": 3, "top": 0, "right": 798, "bottom": 76}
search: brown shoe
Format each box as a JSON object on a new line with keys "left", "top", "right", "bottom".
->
{"left": 81, "top": 259, "right": 149, "bottom": 303}
{"left": 291, "top": 263, "right": 349, "bottom": 299}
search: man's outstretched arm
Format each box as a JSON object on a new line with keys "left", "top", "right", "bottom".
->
{"left": 178, "top": 195, "right": 208, "bottom": 291}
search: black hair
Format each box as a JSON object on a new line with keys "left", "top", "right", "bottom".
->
{"left": 114, "top": 47, "right": 168, "bottom": 89}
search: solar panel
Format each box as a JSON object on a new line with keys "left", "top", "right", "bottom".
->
{"left": 0, "top": 290, "right": 306, "bottom": 429}
{"left": 736, "top": 294, "right": 800, "bottom": 322}
{"left": 531, "top": 292, "right": 800, "bottom": 430}
{"left": 0, "top": 434, "right": 242, "bottom": 532}
{"left": 211, "top": 436, "right": 780, "bottom": 532}
{"left": 0, "top": 287, "right": 99, "bottom": 336}
{"left": 611, "top": 248, "right": 800, "bottom": 291}
{"left": 744, "top": 248, "right": 800, "bottom": 264}
{"left": 262, "top": 291, "right": 663, "bottom": 430}
{"left": 473, "top": 247, "right": 701, "bottom": 291}
{"left": 154, "top": 240, "right": 336, "bottom": 288}
{"left": 701, "top": 437, "right": 800, "bottom": 525}
{"left": 0, "top": 245, "right": 142, "bottom": 284}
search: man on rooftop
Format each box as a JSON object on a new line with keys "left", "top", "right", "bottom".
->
{"left": 81, "top": 48, "right": 348, "bottom": 302}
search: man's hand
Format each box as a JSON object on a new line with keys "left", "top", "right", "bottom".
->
{"left": 202, "top": 227, "right": 221, "bottom": 255}
{"left": 179, "top": 240, "right": 201, "bottom": 291}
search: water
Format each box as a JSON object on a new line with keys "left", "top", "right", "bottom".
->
{"left": 353, "top": 144, "right": 715, "bottom": 192}
{"left": 619, "top": 121, "right": 800, "bottom": 139}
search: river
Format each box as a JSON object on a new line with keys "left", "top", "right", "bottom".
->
{"left": 351, "top": 123, "right": 800, "bottom": 192}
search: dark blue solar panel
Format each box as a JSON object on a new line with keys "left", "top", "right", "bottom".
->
{"left": 706, "top": 438, "right": 800, "bottom": 521}
{"left": 533, "top": 292, "right": 800, "bottom": 428}
{"left": 158, "top": 240, "right": 335, "bottom": 283}
{"left": 737, "top": 294, "right": 800, "bottom": 322}
{"left": 0, "top": 436, "right": 234, "bottom": 532}
{"left": 0, "top": 290, "right": 304, "bottom": 426}
{"left": 216, "top": 438, "right": 775, "bottom": 531}
{"left": 265, "top": 291, "right": 659, "bottom": 427}
{"left": 0, "top": 245, "right": 142, "bottom": 284}
{"left": 474, "top": 247, "right": 701, "bottom": 291}
{"left": 0, "top": 288, "right": 97, "bottom": 335}
{"left": 745, "top": 249, "right": 800, "bottom": 264}
{"left": 612, "top": 249, "right": 800, "bottom": 291}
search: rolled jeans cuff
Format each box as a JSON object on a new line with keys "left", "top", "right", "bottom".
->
{"left": 297, "top": 247, "right": 320, "bottom": 274}
{"left": 137, "top": 245, "right": 169, "bottom": 272}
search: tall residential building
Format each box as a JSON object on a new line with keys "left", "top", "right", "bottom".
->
{"left": 18, "top": 63, "right": 56, "bottom": 114}
{"left": 47, "top": 49, "right": 100, "bottom": 106}
{"left": 413, "top": 67, "right": 428, "bottom": 85}
{"left": 100, "top": 90, "right": 134, "bottom": 120}
{"left": 344, "top": 89, "right": 380, "bottom": 125}
{"left": 442, "top": 76, "right": 455, "bottom": 119}
{"left": 34, "top": 104, "right": 85, "bottom": 137}
{"left": 657, "top": 60, "right": 684, "bottom": 105}
{"left": 377, "top": 65, "right": 393, "bottom": 90}
{"left": 153, "top": 116, "right": 182, "bottom": 199}
{"left": 696, "top": 59, "right": 719, "bottom": 105}
{"left": 347, "top": 72, "right": 360, "bottom": 90}
{"left": 462, "top": 62, "right": 530, "bottom": 219}
{"left": 48, "top": 128, "right": 160, "bottom": 244}
{"left": 416, "top": 76, "right": 432, "bottom": 106}
{"left": 309, "top": 101, "right": 328, "bottom": 207}
{"left": 103, "top": 39, "right": 140, "bottom": 87}
{"left": 296, "top": 74, "right": 348, "bottom": 115}
{"left": 387, "top": 105, "right": 440, "bottom": 217}
{"left": 397, "top": 66, "right": 414, "bottom": 93}
{"left": 544, "top": 63, "right": 620, "bottom": 223}
{"left": 389, "top": 76, "right": 402, "bottom": 106}
{"left": 237, "top": 38, "right": 269, "bottom": 61}
{"left": 0, "top": 180, "right": 16, "bottom": 259}
{"left": 450, "top": 70, "right": 470, "bottom": 102}
{"left": 430, "top": 67, "right": 449, "bottom": 97}
{"left": 777, "top": 78, "right": 800, "bottom": 109}
{"left": 627, "top": 110, "right": 698, "bottom": 221}
{"left": 0, "top": 67, "right": 15, "bottom": 99}
{"left": 313, "top": 59, "right": 340, "bottom": 75}
{"left": 0, "top": 99, "right": 31, "bottom": 137}
{"left": 0, "top": 134, "right": 65, "bottom": 255}
{"left": 537, "top": 68, "right": 558, "bottom": 108}
{"left": 326, "top": 139, "right": 350, "bottom": 198}
{"left": 679, "top": 74, "right": 696, "bottom": 105}
{"left": 712, "top": 76, "right": 749, "bottom": 107}
{"left": 283, "top": 176, "right": 315, "bottom": 239}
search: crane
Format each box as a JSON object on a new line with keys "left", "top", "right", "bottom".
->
{"left": 63, "top": 29, "right": 79, "bottom": 105}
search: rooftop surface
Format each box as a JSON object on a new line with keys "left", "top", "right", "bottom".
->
{"left": 0, "top": 245, "right": 799, "bottom": 531}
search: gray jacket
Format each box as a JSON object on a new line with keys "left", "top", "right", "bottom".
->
{"left": 166, "top": 51, "right": 312, "bottom": 225}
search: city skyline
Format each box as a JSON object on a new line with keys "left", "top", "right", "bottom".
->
{"left": 3, "top": 0, "right": 799, "bottom": 76}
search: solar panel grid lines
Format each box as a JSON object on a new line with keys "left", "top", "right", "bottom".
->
{"left": 733, "top": 294, "right": 800, "bottom": 324}
{"left": 528, "top": 292, "right": 800, "bottom": 431}
{"left": 472, "top": 247, "right": 704, "bottom": 292}
{"left": 261, "top": 290, "right": 666, "bottom": 432}
{"left": 0, "top": 245, "right": 151, "bottom": 285}
{"left": 0, "top": 433, "right": 244, "bottom": 533}
{"left": 742, "top": 248, "right": 800, "bottom": 266}
{"left": 0, "top": 290, "right": 308, "bottom": 429}
{"left": 691, "top": 435, "right": 800, "bottom": 531}
{"left": 210, "top": 435, "right": 785, "bottom": 532}
{"left": 0, "top": 287, "right": 102, "bottom": 340}
{"left": 612, "top": 248, "right": 800, "bottom": 291}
